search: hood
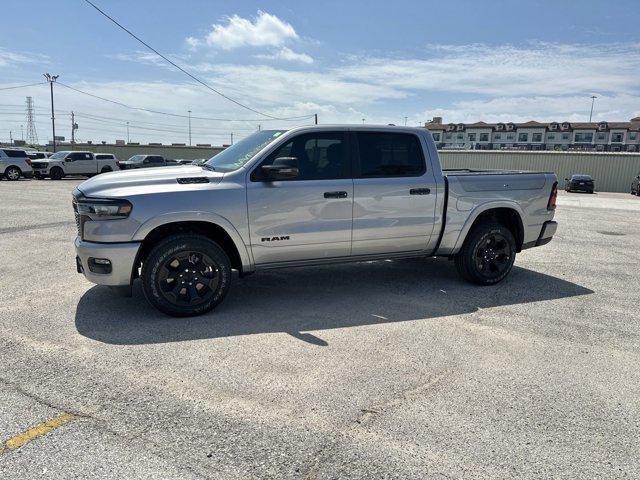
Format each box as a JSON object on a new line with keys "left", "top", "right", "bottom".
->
{"left": 76, "top": 165, "right": 224, "bottom": 198}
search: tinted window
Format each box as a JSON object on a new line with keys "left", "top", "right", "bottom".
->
{"left": 96, "top": 154, "right": 113, "bottom": 160}
{"left": 70, "top": 152, "right": 92, "bottom": 160}
{"left": 149, "top": 156, "right": 164, "bottom": 163}
{"left": 2, "top": 149, "right": 27, "bottom": 158}
{"left": 254, "top": 132, "right": 347, "bottom": 181}
{"left": 356, "top": 132, "right": 424, "bottom": 178}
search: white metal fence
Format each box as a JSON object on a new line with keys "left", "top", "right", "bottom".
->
{"left": 439, "top": 150, "right": 640, "bottom": 193}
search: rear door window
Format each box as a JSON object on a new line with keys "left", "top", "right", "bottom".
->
{"left": 2, "top": 149, "right": 27, "bottom": 158}
{"left": 355, "top": 132, "right": 425, "bottom": 178}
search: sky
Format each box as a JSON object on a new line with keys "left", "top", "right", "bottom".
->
{"left": 1, "top": 0, "right": 639, "bottom": 145}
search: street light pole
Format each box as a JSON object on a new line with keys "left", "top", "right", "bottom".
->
{"left": 589, "top": 95, "right": 597, "bottom": 122}
{"left": 188, "top": 110, "right": 192, "bottom": 146}
{"left": 43, "top": 73, "right": 59, "bottom": 152}
{"left": 126, "top": 121, "right": 130, "bottom": 143}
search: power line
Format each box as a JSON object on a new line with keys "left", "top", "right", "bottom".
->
{"left": 0, "top": 82, "right": 46, "bottom": 91}
{"left": 83, "top": 0, "right": 314, "bottom": 121}
{"left": 57, "top": 82, "right": 314, "bottom": 122}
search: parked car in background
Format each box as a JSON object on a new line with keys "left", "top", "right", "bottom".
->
{"left": 565, "top": 174, "right": 594, "bottom": 193}
{"left": 191, "top": 158, "right": 206, "bottom": 166}
{"left": 26, "top": 151, "right": 52, "bottom": 160}
{"left": 174, "top": 159, "right": 194, "bottom": 165}
{"left": 73, "top": 125, "right": 559, "bottom": 317}
{"left": 32, "top": 151, "right": 119, "bottom": 180}
{"left": 631, "top": 172, "right": 640, "bottom": 196}
{"left": 119, "top": 154, "right": 169, "bottom": 169}
{"left": 1, "top": 148, "right": 33, "bottom": 180}
{"left": 96, "top": 153, "right": 118, "bottom": 163}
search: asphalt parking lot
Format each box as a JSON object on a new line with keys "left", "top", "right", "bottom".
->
{"left": 0, "top": 179, "right": 639, "bottom": 479}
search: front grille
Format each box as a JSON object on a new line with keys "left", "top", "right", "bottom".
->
{"left": 31, "top": 162, "right": 47, "bottom": 169}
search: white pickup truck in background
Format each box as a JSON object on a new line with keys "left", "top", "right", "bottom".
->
{"left": 32, "top": 151, "right": 119, "bottom": 179}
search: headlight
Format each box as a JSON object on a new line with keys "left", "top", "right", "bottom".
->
{"left": 76, "top": 198, "right": 133, "bottom": 220}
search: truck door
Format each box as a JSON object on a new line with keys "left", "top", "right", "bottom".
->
{"left": 65, "top": 152, "right": 95, "bottom": 174}
{"left": 351, "top": 131, "right": 438, "bottom": 255}
{"left": 247, "top": 131, "right": 353, "bottom": 265}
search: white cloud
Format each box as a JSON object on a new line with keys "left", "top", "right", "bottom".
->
{"left": 339, "top": 43, "right": 640, "bottom": 97}
{"left": 255, "top": 47, "right": 313, "bottom": 64}
{"left": 0, "top": 48, "right": 48, "bottom": 67}
{"left": 201, "top": 11, "right": 298, "bottom": 50}
{"left": 185, "top": 37, "right": 201, "bottom": 51}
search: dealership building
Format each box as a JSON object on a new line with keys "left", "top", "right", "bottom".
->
{"left": 423, "top": 117, "right": 640, "bottom": 152}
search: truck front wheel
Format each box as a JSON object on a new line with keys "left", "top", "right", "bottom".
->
{"left": 49, "top": 167, "right": 64, "bottom": 180}
{"left": 454, "top": 222, "right": 516, "bottom": 285}
{"left": 141, "top": 234, "right": 232, "bottom": 317}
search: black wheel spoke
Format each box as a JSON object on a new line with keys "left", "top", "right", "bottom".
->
{"left": 472, "top": 232, "right": 513, "bottom": 279}
{"left": 156, "top": 248, "right": 221, "bottom": 309}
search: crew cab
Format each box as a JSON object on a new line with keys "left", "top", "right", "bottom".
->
{"left": 73, "top": 126, "right": 558, "bottom": 317}
{"left": 118, "top": 154, "right": 169, "bottom": 169}
{"left": 32, "top": 151, "right": 119, "bottom": 179}
{"left": 1, "top": 148, "right": 33, "bottom": 180}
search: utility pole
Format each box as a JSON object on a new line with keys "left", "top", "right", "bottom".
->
{"left": 43, "top": 73, "right": 59, "bottom": 152}
{"left": 314, "top": 113, "right": 318, "bottom": 125}
{"left": 589, "top": 95, "right": 597, "bottom": 122}
{"left": 230, "top": 132, "right": 234, "bottom": 145}
{"left": 362, "top": 118, "right": 365, "bottom": 124}
{"left": 20, "top": 125, "right": 24, "bottom": 140}
{"left": 188, "top": 110, "right": 192, "bottom": 146}
{"left": 71, "top": 111, "right": 79, "bottom": 144}
{"left": 257, "top": 124, "right": 261, "bottom": 131}
{"left": 9, "top": 131, "right": 12, "bottom": 144}
{"left": 404, "top": 116, "right": 408, "bottom": 126}
{"left": 126, "top": 121, "right": 130, "bottom": 143}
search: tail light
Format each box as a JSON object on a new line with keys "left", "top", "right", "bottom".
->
{"left": 547, "top": 182, "right": 558, "bottom": 210}
{"left": 25, "top": 158, "right": 32, "bottom": 166}
{"left": 115, "top": 161, "right": 120, "bottom": 168}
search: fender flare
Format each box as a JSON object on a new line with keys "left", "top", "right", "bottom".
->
{"left": 452, "top": 200, "right": 525, "bottom": 253}
{"left": 132, "top": 211, "right": 254, "bottom": 271}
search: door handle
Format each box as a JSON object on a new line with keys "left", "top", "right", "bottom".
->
{"left": 409, "top": 188, "right": 431, "bottom": 195}
{"left": 324, "top": 191, "right": 348, "bottom": 199}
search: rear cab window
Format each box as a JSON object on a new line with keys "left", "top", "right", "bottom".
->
{"left": 354, "top": 132, "right": 425, "bottom": 178}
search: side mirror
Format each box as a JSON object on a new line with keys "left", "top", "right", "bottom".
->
{"left": 261, "top": 157, "right": 299, "bottom": 180}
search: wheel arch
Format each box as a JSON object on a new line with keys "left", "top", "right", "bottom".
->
{"left": 132, "top": 214, "right": 253, "bottom": 279}
{"left": 3, "top": 164, "right": 22, "bottom": 174}
{"left": 453, "top": 203, "right": 525, "bottom": 254}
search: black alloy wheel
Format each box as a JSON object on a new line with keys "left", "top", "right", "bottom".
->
{"left": 141, "top": 234, "right": 231, "bottom": 317}
{"left": 455, "top": 222, "right": 516, "bottom": 285}
{"left": 472, "top": 232, "right": 512, "bottom": 280}
{"left": 157, "top": 251, "right": 221, "bottom": 307}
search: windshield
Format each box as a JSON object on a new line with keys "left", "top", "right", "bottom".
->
{"left": 204, "top": 130, "right": 285, "bottom": 172}
{"left": 49, "top": 151, "right": 70, "bottom": 160}
{"left": 127, "top": 155, "right": 145, "bottom": 162}
{"left": 571, "top": 175, "right": 592, "bottom": 180}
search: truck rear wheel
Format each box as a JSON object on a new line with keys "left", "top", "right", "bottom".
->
{"left": 50, "top": 167, "right": 64, "bottom": 180}
{"left": 141, "top": 234, "right": 232, "bottom": 317}
{"left": 454, "top": 222, "right": 516, "bottom": 285}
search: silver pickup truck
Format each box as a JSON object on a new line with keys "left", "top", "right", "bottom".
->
{"left": 73, "top": 125, "right": 558, "bottom": 317}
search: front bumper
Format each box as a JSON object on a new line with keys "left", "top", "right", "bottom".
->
{"left": 74, "top": 237, "right": 141, "bottom": 286}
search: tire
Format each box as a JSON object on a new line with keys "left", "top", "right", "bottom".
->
{"left": 454, "top": 222, "right": 516, "bottom": 286}
{"left": 4, "top": 166, "right": 21, "bottom": 181}
{"left": 100, "top": 166, "right": 112, "bottom": 174}
{"left": 141, "top": 234, "right": 232, "bottom": 317}
{"left": 49, "top": 167, "right": 64, "bottom": 180}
